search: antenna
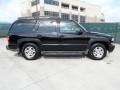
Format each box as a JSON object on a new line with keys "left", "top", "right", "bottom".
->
{"left": 36, "top": 0, "right": 39, "bottom": 13}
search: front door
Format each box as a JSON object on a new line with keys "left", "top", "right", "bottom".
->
{"left": 57, "top": 20, "right": 89, "bottom": 51}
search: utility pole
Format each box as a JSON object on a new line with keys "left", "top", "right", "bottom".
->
{"left": 36, "top": 0, "right": 39, "bottom": 17}
{"left": 36, "top": 0, "right": 38, "bottom": 12}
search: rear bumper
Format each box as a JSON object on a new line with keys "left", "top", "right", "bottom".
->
{"left": 6, "top": 44, "right": 18, "bottom": 52}
{"left": 108, "top": 43, "right": 115, "bottom": 52}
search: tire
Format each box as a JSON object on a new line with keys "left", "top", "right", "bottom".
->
{"left": 21, "top": 43, "right": 41, "bottom": 60}
{"left": 88, "top": 43, "right": 107, "bottom": 60}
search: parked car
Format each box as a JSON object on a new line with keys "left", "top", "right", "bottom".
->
{"left": 6, "top": 16, "right": 115, "bottom": 60}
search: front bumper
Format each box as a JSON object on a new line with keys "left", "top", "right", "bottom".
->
{"left": 108, "top": 43, "right": 115, "bottom": 52}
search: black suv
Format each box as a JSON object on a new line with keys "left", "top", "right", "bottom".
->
{"left": 7, "top": 17, "right": 115, "bottom": 60}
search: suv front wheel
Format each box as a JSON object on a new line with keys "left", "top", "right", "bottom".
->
{"left": 21, "top": 43, "right": 41, "bottom": 60}
{"left": 88, "top": 43, "right": 107, "bottom": 60}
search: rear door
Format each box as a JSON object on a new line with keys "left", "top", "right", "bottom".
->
{"left": 57, "top": 20, "right": 89, "bottom": 51}
{"left": 36, "top": 20, "right": 59, "bottom": 51}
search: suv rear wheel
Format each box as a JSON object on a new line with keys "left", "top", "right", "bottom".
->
{"left": 21, "top": 43, "right": 41, "bottom": 60}
{"left": 88, "top": 43, "right": 107, "bottom": 60}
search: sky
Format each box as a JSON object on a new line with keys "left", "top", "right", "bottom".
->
{"left": 0, "top": 0, "right": 22, "bottom": 22}
{"left": 83, "top": 0, "right": 120, "bottom": 22}
{"left": 0, "top": 0, "right": 120, "bottom": 22}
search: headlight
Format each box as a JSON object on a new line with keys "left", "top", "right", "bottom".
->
{"left": 111, "top": 38, "right": 114, "bottom": 42}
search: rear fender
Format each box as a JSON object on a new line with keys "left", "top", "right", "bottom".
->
{"left": 17, "top": 38, "right": 41, "bottom": 50}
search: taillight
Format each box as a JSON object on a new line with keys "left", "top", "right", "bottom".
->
{"left": 6, "top": 36, "right": 10, "bottom": 45}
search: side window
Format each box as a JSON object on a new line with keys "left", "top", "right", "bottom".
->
{"left": 37, "top": 20, "right": 57, "bottom": 33}
{"left": 60, "top": 21, "right": 80, "bottom": 34}
{"left": 10, "top": 20, "right": 36, "bottom": 33}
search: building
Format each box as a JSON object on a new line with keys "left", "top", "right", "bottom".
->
{"left": 21, "top": 0, "right": 105, "bottom": 23}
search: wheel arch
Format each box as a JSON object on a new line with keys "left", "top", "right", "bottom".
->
{"left": 17, "top": 38, "right": 41, "bottom": 52}
{"left": 88, "top": 39, "right": 110, "bottom": 51}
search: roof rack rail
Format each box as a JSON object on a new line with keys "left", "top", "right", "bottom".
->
{"left": 18, "top": 16, "right": 59, "bottom": 20}
{"left": 18, "top": 17, "right": 36, "bottom": 20}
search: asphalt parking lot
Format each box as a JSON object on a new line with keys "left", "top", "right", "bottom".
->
{"left": 0, "top": 38, "right": 120, "bottom": 90}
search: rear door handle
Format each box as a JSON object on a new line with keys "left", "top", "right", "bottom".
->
{"left": 37, "top": 35, "right": 42, "bottom": 38}
{"left": 59, "top": 35, "right": 64, "bottom": 38}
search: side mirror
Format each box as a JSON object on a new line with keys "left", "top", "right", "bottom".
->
{"left": 76, "top": 30, "right": 82, "bottom": 35}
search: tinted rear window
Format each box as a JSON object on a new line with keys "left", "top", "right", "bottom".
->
{"left": 9, "top": 20, "right": 36, "bottom": 33}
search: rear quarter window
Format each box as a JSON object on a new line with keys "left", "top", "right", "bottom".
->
{"left": 9, "top": 20, "right": 36, "bottom": 34}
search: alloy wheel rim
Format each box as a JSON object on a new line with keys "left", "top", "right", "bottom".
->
{"left": 93, "top": 46, "right": 104, "bottom": 58}
{"left": 24, "top": 46, "right": 36, "bottom": 59}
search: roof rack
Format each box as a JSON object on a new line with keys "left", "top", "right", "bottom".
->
{"left": 18, "top": 16, "right": 47, "bottom": 19}
{"left": 18, "top": 16, "right": 60, "bottom": 20}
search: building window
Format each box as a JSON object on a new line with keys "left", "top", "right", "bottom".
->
{"left": 61, "top": 13, "right": 70, "bottom": 20}
{"left": 100, "top": 19, "right": 105, "bottom": 22}
{"left": 44, "top": 0, "right": 59, "bottom": 6}
{"left": 31, "top": 0, "right": 40, "bottom": 6}
{"left": 61, "top": 3, "right": 69, "bottom": 9}
{"left": 44, "top": 11, "right": 59, "bottom": 17}
{"left": 32, "top": 11, "right": 40, "bottom": 17}
{"left": 72, "top": 15, "right": 78, "bottom": 22}
{"left": 80, "top": 16, "right": 86, "bottom": 23}
{"left": 72, "top": 5, "right": 78, "bottom": 11}
{"left": 80, "top": 7, "right": 86, "bottom": 12}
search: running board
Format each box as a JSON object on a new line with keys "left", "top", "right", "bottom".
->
{"left": 41, "top": 51, "right": 85, "bottom": 55}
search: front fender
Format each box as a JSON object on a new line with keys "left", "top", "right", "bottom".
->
{"left": 87, "top": 38, "right": 110, "bottom": 50}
